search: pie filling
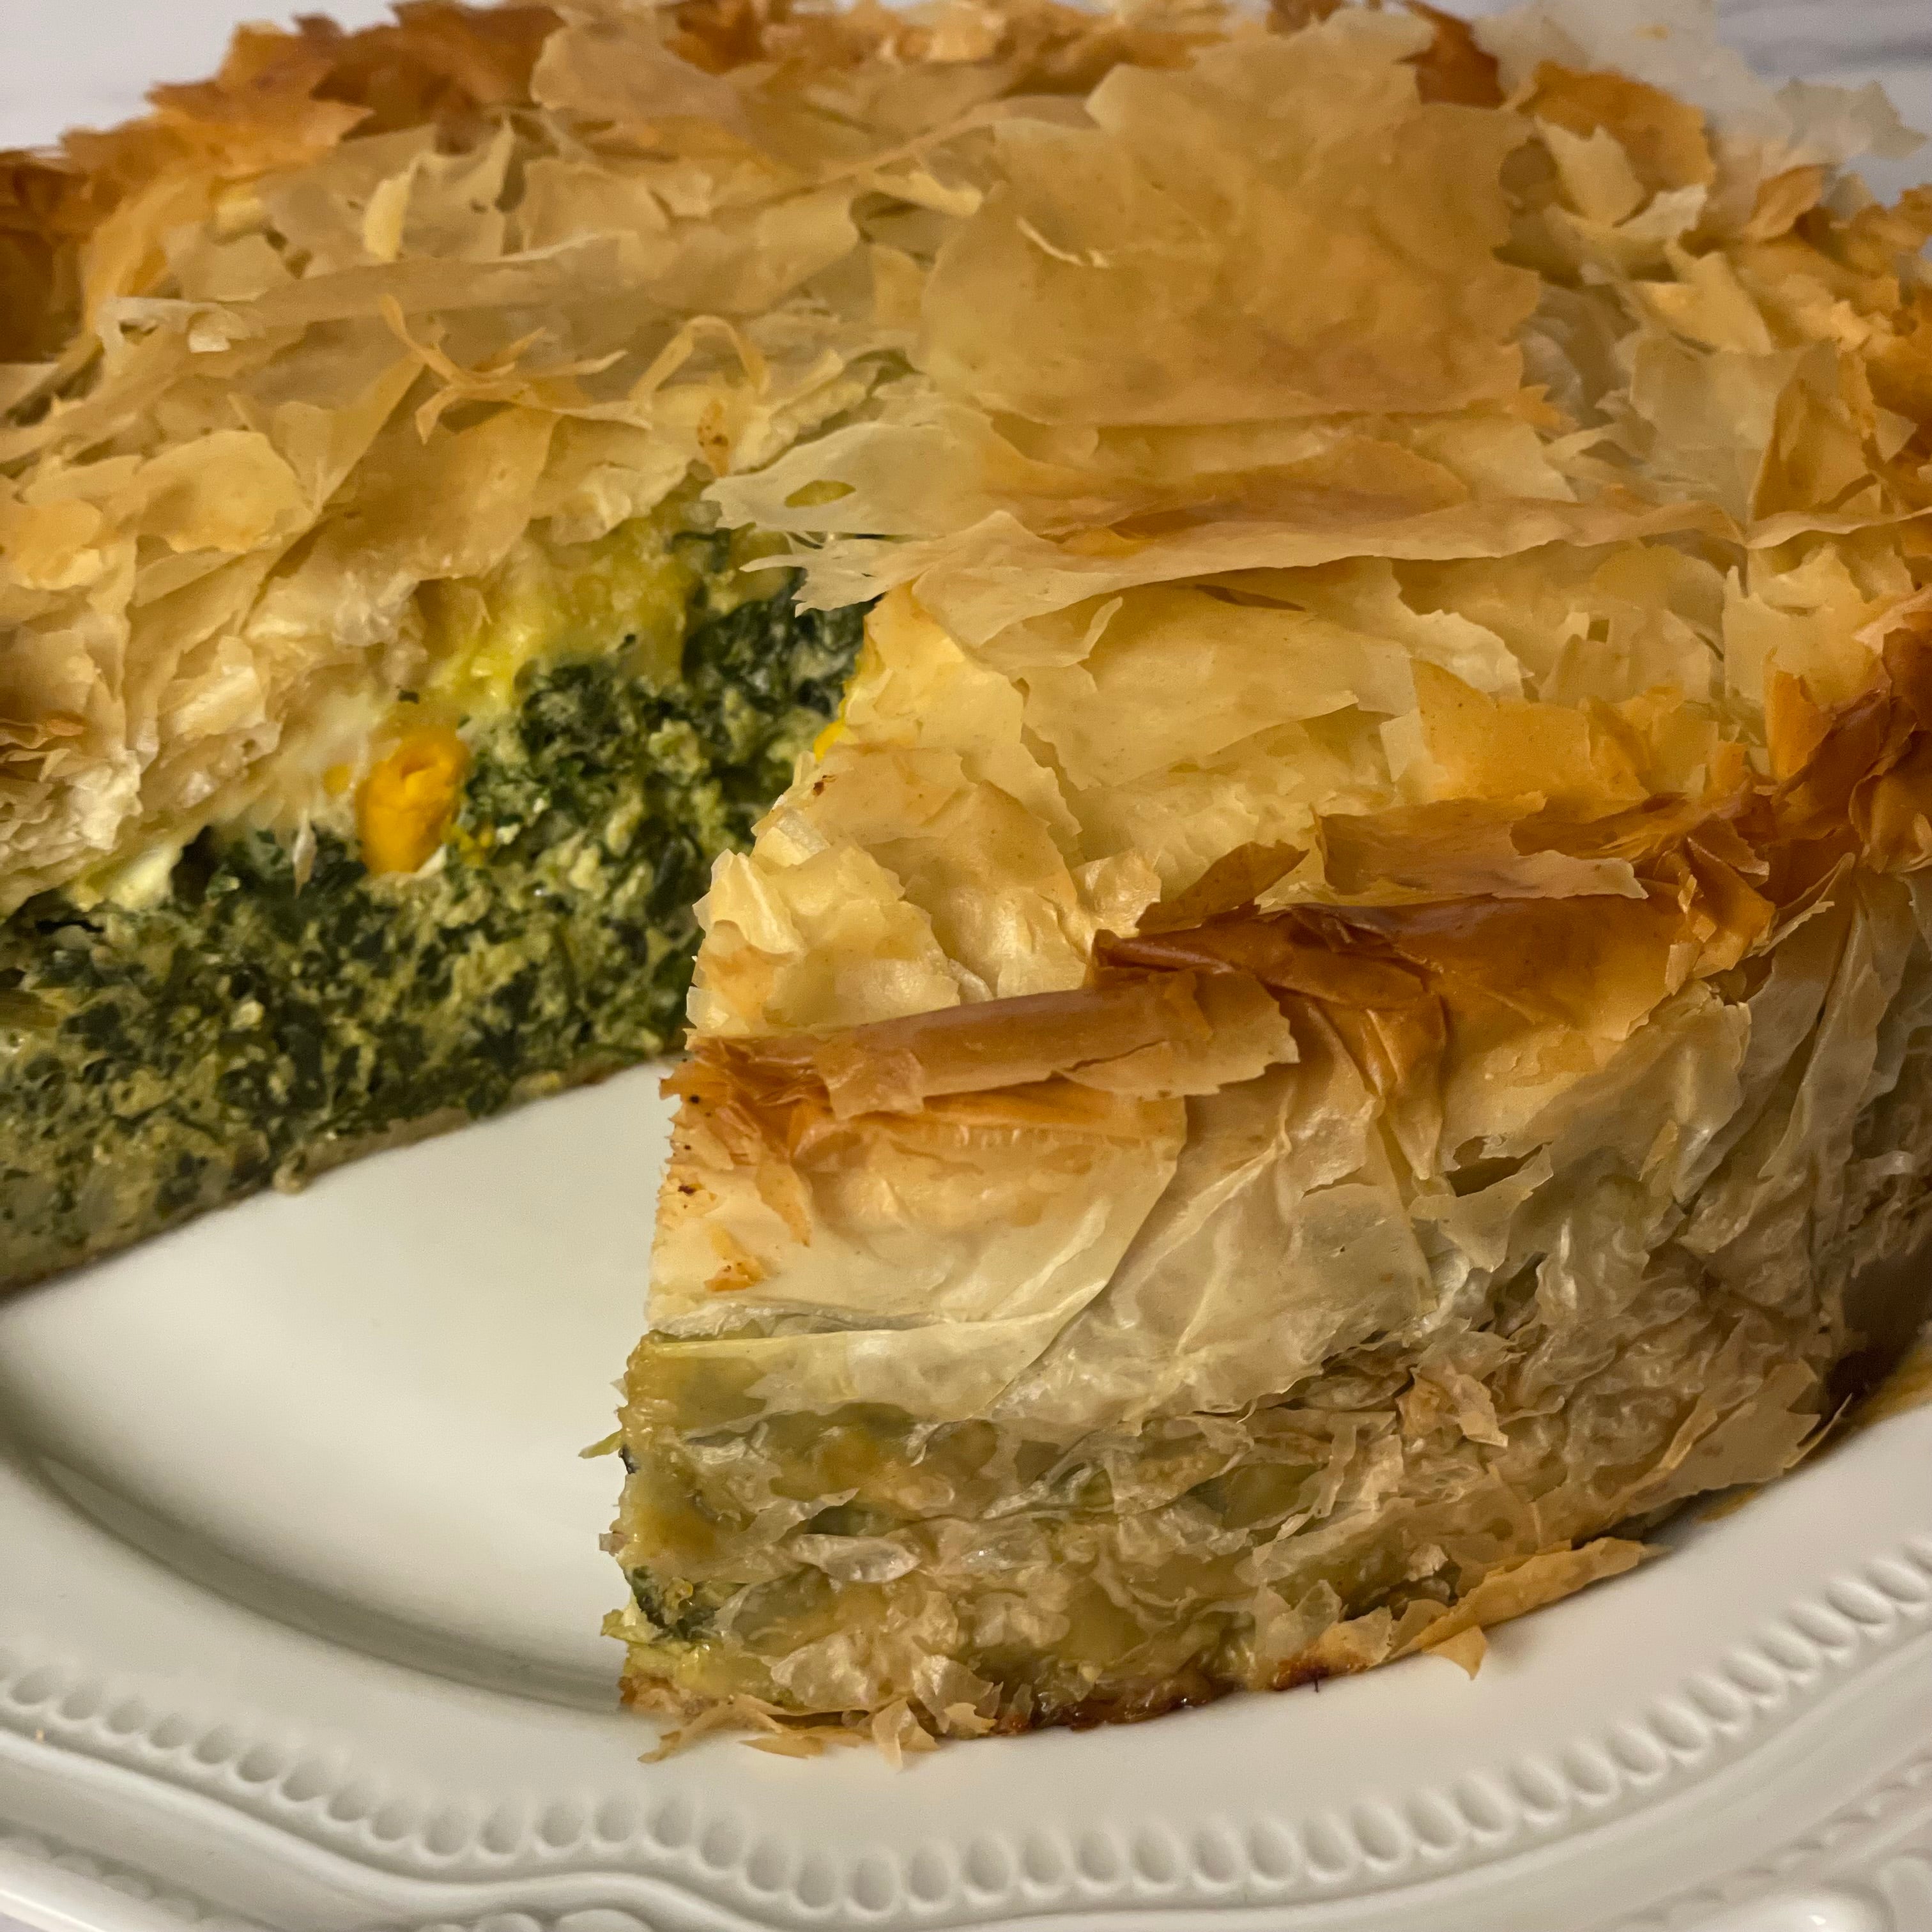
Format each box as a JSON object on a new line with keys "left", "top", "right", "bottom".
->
{"left": 0, "top": 521, "right": 861, "bottom": 1283}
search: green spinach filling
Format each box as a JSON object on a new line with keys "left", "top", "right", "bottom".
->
{"left": 0, "top": 553, "right": 863, "bottom": 1284}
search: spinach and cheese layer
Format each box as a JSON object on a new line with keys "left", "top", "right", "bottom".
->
{"left": 0, "top": 532, "right": 862, "bottom": 1287}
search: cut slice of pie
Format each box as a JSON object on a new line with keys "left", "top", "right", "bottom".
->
{"left": 0, "top": 0, "right": 1125, "bottom": 1284}
{"left": 608, "top": 0, "right": 1932, "bottom": 1746}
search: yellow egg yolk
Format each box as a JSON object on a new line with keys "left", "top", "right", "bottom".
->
{"left": 357, "top": 726, "right": 470, "bottom": 875}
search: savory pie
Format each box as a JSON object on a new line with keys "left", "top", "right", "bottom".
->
{"left": 606, "top": 0, "right": 1932, "bottom": 1752}
{"left": 15, "top": 0, "right": 1929, "bottom": 1759}
{"left": 0, "top": 0, "right": 1002, "bottom": 1281}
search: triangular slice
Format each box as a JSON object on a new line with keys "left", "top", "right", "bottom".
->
{"left": 608, "top": 0, "right": 1932, "bottom": 1745}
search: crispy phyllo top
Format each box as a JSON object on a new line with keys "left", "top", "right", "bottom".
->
{"left": 648, "top": 0, "right": 1932, "bottom": 1442}
{"left": 693, "top": 0, "right": 1932, "bottom": 1045}
{"left": 5, "top": 0, "right": 1929, "bottom": 934}
{"left": 0, "top": 0, "right": 1232, "bottom": 912}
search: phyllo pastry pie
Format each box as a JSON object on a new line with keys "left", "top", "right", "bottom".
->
{"left": 0, "top": 0, "right": 1109, "bottom": 1284}
{"left": 608, "top": 0, "right": 1932, "bottom": 1749}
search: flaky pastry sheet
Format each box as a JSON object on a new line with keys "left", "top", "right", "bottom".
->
{"left": 597, "top": 0, "right": 1932, "bottom": 1741}
{"left": 0, "top": 0, "right": 1225, "bottom": 910}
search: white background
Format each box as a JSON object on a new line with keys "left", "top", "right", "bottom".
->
{"left": 4, "top": 0, "right": 1932, "bottom": 152}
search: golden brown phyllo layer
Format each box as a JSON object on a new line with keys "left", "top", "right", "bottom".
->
{"left": 608, "top": 0, "right": 1932, "bottom": 1754}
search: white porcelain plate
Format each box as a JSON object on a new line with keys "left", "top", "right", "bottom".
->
{"left": 4, "top": 6, "right": 1932, "bottom": 1932}
{"left": 2, "top": 1059, "right": 1931, "bottom": 1932}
